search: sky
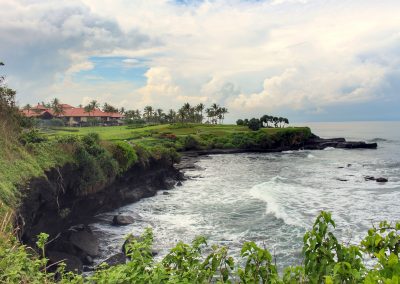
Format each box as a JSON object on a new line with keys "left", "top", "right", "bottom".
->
{"left": 1, "top": 0, "right": 400, "bottom": 123}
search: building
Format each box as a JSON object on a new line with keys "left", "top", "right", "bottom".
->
{"left": 21, "top": 103, "right": 125, "bottom": 126}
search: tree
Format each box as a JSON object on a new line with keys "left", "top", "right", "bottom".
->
{"left": 248, "top": 118, "right": 261, "bottom": 131}
{"left": 143, "top": 106, "right": 153, "bottom": 122}
{"left": 84, "top": 100, "right": 99, "bottom": 117}
{"left": 236, "top": 119, "right": 244, "bottom": 126}
{"left": 195, "top": 103, "right": 205, "bottom": 123}
{"left": 51, "top": 98, "right": 65, "bottom": 117}
{"left": 23, "top": 104, "right": 32, "bottom": 112}
{"left": 102, "top": 103, "right": 118, "bottom": 113}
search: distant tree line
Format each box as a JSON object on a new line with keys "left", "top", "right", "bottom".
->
{"left": 124, "top": 103, "right": 228, "bottom": 125}
{"left": 237, "top": 115, "right": 289, "bottom": 131}
{"left": 22, "top": 99, "right": 228, "bottom": 126}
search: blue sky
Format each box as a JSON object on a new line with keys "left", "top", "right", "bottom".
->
{"left": 1, "top": 0, "right": 400, "bottom": 122}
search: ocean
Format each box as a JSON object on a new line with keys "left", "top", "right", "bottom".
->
{"left": 90, "top": 121, "right": 400, "bottom": 269}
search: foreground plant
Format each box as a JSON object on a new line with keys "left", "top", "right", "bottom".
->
{"left": 1, "top": 211, "right": 399, "bottom": 283}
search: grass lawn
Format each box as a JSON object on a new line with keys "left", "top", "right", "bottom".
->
{"left": 43, "top": 123, "right": 307, "bottom": 142}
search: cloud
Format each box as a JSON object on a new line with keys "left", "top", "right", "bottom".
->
{"left": 1, "top": 0, "right": 400, "bottom": 121}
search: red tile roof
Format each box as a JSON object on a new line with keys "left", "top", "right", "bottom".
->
{"left": 21, "top": 103, "right": 124, "bottom": 118}
{"left": 59, "top": 108, "right": 124, "bottom": 118}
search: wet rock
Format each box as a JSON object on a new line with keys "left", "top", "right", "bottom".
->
{"left": 347, "top": 164, "right": 352, "bottom": 167}
{"left": 163, "top": 191, "right": 170, "bottom": 195}
{"left": 336, "top": 178, "right": 348, "bottom": 182}
{"left": 47, "top": 251, "right": 83, "bottom": 273}
{"left": 112, "top": 215, "right": 135, "bottom": 226}
{"left": 70, "top": 230, "right": 99, "bottom": 257}
{"left": 337, "top": 166, "right": 345, "bottom": 169}
{"left": 68, "top": 224, "right": 85, "bottom": 232}
{"left": 83, "top": 255, "right": 94, "bottom": 265}
{"left": 176, "top": 181, "right": 183, "bottom": 186}
{"left": 376, "top": 177, "right": 388, "bottom": 183}
{"left": 364, "top": 176, "right": 376, "bottom": 181}
{"left": 102, "top": 252, "right": 126, "bottom": 266}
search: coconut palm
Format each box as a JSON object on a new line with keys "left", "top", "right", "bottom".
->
{"left": 196, "top": 103, "right": 205, "bottom": 123}
{"left": 51, "top": 98, "right": 65, "bottom": 117}
{"left": 143, "top": 106, "right": 153, "bottom": 122}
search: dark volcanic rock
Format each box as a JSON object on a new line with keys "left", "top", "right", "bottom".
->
{"left": 47, "top": 251, "right": 83, "bottom": 273}
{"left": 376, "top": 177, "right": 388, "bottom": 183}
{"left": 102, "top": 252, "right": 126, "bottom": 266}
{"left": 364, "top": 176, "right": 376, "bottom": 181}
{"left": 112, "top": 215, "right": 135, "bottom": 226}
{"left": 70, "top": 230, "right": 99, "bottom": 257}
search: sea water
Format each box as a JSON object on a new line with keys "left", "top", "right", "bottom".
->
{"left": 90, "top": 121, "right": 400, "bottom": 269}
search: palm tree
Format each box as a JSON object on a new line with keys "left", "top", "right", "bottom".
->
{"left": 143, "top": 106, "right": 153, "bottom": 122}
{"left": 51, "top": 98, "right": 64, "bottom": 117}
{"left": 167, "top": 109, "right": 176, "bottom": 123}
{"left": 220, "top": 107, "right": 228, "bottom": 124}
{"left": 23, "top": 104, "right": 32, "bottom": 112}
{"left": 178, "top": 108, "right": 186, "bottom": 123}
{"left": 84, "top": 100, "right": 99, "bottom": 117}
{"left": 195, "top": 103, "right": 205, "bottom": 123}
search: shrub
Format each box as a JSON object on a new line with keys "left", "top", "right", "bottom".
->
{"left": 19, "top": 129, "right": 47, "bottom": 145}
{"left": 182, "top": 135, "right": 200, "bottom": 150}
{"left": 109, "top": 141, "right": 138, "bottom": 172}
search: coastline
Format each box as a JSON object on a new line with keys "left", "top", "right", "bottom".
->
{"left": 14, "top": 133, "right": 377, "bottom": 272}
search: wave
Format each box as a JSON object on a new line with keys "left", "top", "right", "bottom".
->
{"left": 368, "top": 138, "right": 389, "bottom": 142}
{"left": 249, "top": 177, "right": 310, "bottom": 227}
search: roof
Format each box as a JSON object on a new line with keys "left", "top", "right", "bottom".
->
{"left": 21, "top": 109, "right": 54, "bottom": 117}
{"left": 59, "top": 108, "right": 124, "bottom": 118}
{"left": 21, "top": 103, "right": 124, "bottom": 118}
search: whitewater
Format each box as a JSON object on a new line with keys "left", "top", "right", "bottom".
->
{"left": 90, "top": 121, "right": 400, "bottom": 268}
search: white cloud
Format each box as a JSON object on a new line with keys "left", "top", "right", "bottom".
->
{"left": 2, "top": 0, "right": 400, "bottom": 120}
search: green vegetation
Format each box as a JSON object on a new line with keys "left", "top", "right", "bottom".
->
{"left": 43, "top": 124, "right": 312, "bottom": 152}
{"left": 2, "top": 212, "right": 400, "bottom": 283}
{"left": 237, "top": 115, "right": 290, "bottom": 131}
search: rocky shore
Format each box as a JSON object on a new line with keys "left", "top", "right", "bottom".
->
{"left": 16, "top": 134, "right": 377, "bottom": 273}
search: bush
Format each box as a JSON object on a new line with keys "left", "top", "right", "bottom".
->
{"left": 19, "top": 129, "right": 47, "bottom": 145}
{"left": 182, "top": 135, "right": 201, "bottom": 150}
{"left": 109, "top": 141, "right": 138, "bottom": 172}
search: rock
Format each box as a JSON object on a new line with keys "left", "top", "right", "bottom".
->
{"left": 336, "top": 178, "right": 348, "bottom": 182}
{"left": 162, "top": 191, "right": 170, "bottom": 195}
{"left": 376, "top": 177, "right": 388, "bottom": 183}
{"left": 112, "top": 215, "right": 135, "bottom": 226}
{"left": 122, "top": 235, "right": 140, "bottom": 254}
{"left": 68, "top": 224, "right": 86, "bottom": 232}
{"left": 337, "top": 166, "right": 345, "bottom": 169}
{"left": 70, "top": 230, "right": 99, "bottom": 257}
{"left": 102, "top": 252, "right": 126, "bottom": 266}
{"left": 347, "top": 164, "right": 352, "bottom": 167}
{"left": 364, "top": 176, "right": 376, "bottom": 181}
{"left": 83, "top": 255, "right": 94, "bottom": 265}
{"left": 47, "top": 251, "right": 83, "bottom": 273}
{"left": 176, "top": 181, "right": 183, "bottom": 186}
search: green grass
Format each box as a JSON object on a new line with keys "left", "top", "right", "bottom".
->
{"left": 44, "top": 123, "right": 310, "bottom": 144}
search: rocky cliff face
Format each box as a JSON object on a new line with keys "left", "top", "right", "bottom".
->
{"left": 16, "top": 158, "right": 181, "bottom": 272}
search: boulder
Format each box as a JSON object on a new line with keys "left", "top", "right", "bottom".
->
{"left": 376, "top": 177, "right": 388, "bottom": 183}
{"left": 47, "top": 251, "right": 83, "bottom": 273}
{"left": 176, "top": 181, "right": 183, "bottom": 186}
{"left": 112, "top": 215, "right": 135, "bottom": 226}
{"left": 162, "top": 191, "right": 170, "bottom": 195}
{"left": 364, "top": 176, "right": 376, "bottom": 181}
{"left": 102, "top": 252, "right": 126, "bottom": 266}
{"left": 70, "top": 230, "right": 99, "bottom": 257}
